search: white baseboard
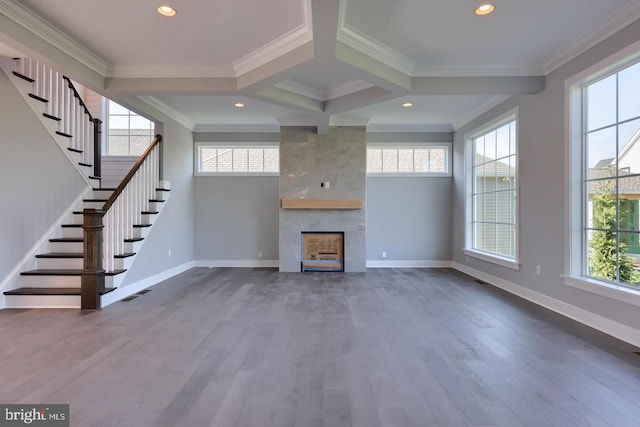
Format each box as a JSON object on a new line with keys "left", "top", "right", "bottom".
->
{"left": 101, "top": 261, "right": 196, "bottom": 308}
{"left": 194, "top": 260, "right": 279, "bottom": 268}
{"left": 366, "top": 260, "right": 452, "bottom": 268}
{"left": 451, "top": 262, "right": 640, "bottom": 348}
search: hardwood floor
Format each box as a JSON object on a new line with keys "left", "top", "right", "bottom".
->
{"left": 1, "top": 267, "right": 640, "bottom": 426}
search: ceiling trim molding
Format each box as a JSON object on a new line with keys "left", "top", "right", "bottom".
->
{"left": 326, "top": 79, "right": 374, "bottom": 100}
{"left": 452, "top": 95, "right": 511, "bottom": 130}
{"left": 138, "top": 96, "right": 194, "bottom": 131}
{"left": 329, "top": 115, "right": 370, "bottom": 127}
{"left": 336, "top": 1, "right": 414, "bottom": 76}
{"left": 366, "top": 123, "right": 454, "bottom": 133}
{"left": 274, "top": 81, "right": 324, "bottom": 101}
{"left": 543, "top": 1, "right": 640, "bottom": 74}
{"left": 194, "top": 123, "right": 281, "bottom": 132}
{"left": 107, "top": 64, "right": 235, "bottom": 79}
{"left": 412, "top": 64, "right": 543, "bottom": 77}
{"left": 233, "top": 0, "right": 313, "bottom": 77}
{"left": 0, "top": 0, "right": 108, "bottom": 75}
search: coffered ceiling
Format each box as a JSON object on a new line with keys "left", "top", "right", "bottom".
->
{"left": 1, "top": 0, "right": 639, "bottom": 133}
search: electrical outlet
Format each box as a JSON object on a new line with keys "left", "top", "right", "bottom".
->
{"left": 258, "top": 251, "right": 263, "bottom": 258}
{"left": 536, "top": 265, "right": 541, "bottom": 276}
{"left": 382, "top": 251, "right": 387, "bottom": 258}
{"left": 168, "top": 249, "right": 172, "bottom": 257}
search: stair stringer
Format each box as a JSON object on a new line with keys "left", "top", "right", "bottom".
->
{"left": 0, "top": 58, "right": 97, "bottom": 187}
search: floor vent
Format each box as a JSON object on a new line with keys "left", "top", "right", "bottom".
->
{"left": 120, "top": 295, "right": 138, "bottom": 302}
{"left": 633, "top": 351, "right": 640, "bottom": 356}
{"left": 475, "top": 279, "right": 487, "bottom": 285}
{"left": 136, "top": 289, "right": 151, "bottom": 295}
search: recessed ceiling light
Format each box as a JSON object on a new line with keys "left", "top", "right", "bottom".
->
{"left": 157, "top": 5, "right": 177, "bottom": 17}
{"left": 475, "top": 3, "right": 495, "bottom": 15}
{"left": 234, "top": 102, "right": 245, "bottom": 108}
{"left": 402, "top": 102, "right": 413, "bottom": 108}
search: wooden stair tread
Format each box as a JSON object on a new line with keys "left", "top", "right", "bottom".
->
{"left": 56, "top": 131, "right": 72, "bottom": 138}
{"left": 141, "top": 211, "right": 159, "bottom": 215}
{"left": 78, "top": 162, "right": 92, "bottom": 167}
{"left": 35, "top": 253, "right": 83, "bottom": 258}
{"left": 149, "top": 199, "right": 165, "bottom": 202}
{"left": 43, "top": 113, "right": 62, "bottom": 122}
{"left": 124, "top": 237, "right": 144, "bottom": 242}
{"left": 4, "top": 287, "right": 116, "bottom": 296}
{"left": 67, "top": 147, "right": 83, "bottom": 154}
{"left": 12, "top": 71, "right": 34, "bottom": 83}
{"left": 28, "top": 93, "right": 48, "bottom": 103}
{"left": 21, "top": 269, "right": 127, "bottom": 276}
{"left": 61, "top": 224, "right": 82, "bottom": 228}
{"left": 114, "top": 253, "right": 136, "bottom": 258}
{"left": 83, "top": 199, "right": 108, "bottom": 202}
{"left": 50, "top": 237, "right": 83, "bottom": 242}
{"left": 133, "top": 224, "right": 152, "bottom": 228}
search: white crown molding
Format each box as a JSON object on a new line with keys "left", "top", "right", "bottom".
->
{"left": 366, "top": 123, "right": 454, "bottom": 133}
{"left": 0, "top": 0, "right": 108, "bottom": 75}
{"left": 326, "top": 79, "right": 375, "bottom": 100}
{"left": 107, "top": 64, "right": 235, "bottom": 79}
{"left": 193, "top": 123, "right": 281, "bottom": 133}
{"left": 453, "top": 95, "right": 511, "bottom": 130}
{"left": 274, "top": 81, "right": 324, "bottom": 101}
{"left": 543, "top": 1, "right": 640, "bottom": 75}
{"left": 336, "top": 1, "right": 414, "bottom": 76}
{"left": 233, "top": 0, "right": 313, "bottom": 77}
{"left": 138, "top": 96, "right": 194, "bottom": 131}
{"left": 412, "top": 64, "right": 543, "bottom": 77}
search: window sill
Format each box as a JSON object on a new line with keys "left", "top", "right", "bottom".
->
{"left": 463, "top": 249, "right": 520, "bottom": 270}
{"left": 194, "top": 172, "right": 279, "bottom": 177}
{"left": 367, "top": 173, "right": 452, "bottom": 178}
{"left": 563, "top": 275, "right": 640, "bottom": 308}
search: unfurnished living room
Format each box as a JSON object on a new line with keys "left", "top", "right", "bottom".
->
{"left": 2, "top": 0, "right": 640, "bottom": 426}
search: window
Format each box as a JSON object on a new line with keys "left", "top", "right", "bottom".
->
{"left": 465, "top": 111, "right": 518, "bottom": 268}
{"left": 366, "top": 144, "right": 451, "bottom": 176}
{"left": 107, "top": 100, "right": 154, "bottom": 156}
{"left": 568, "top": 49, "right": 640, "bottom": 296}
{"left": 195, "top": 144, "right": 279, "bottom": 175}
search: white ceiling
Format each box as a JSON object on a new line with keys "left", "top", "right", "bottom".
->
{"left": 1, "top": 0, "right": 639, "bottom": 133}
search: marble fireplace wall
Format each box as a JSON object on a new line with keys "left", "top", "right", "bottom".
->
{"left": 279, "top": 126, "right": 366, "bottom": 272}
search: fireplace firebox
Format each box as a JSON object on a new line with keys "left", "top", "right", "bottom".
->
{"left": 301, "top": 232, "right": 344, "bottom": 272}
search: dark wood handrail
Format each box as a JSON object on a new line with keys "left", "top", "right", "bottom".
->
{"left": 102, "top": 134, "right": 162, "bottom": 212}
{"left": 62, "top": 76, "right": 94, "bottom": 121}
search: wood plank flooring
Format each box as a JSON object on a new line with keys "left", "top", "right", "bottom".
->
{"left": 1, "top": 267, "right": 640, "bottom": 426}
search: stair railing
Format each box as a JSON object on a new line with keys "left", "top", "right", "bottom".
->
{"left": 12, "top": 58, "right": 102, "bottom": 178}
{"left": 101, "top": 135, "right": 163, "bottom": 272}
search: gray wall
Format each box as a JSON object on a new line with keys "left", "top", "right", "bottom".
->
{"left": 367, "top": 177, "right": 452, "bottom": 262}
{"left": 0, "top": 66, "right": 88, "bottom": 296}
{"left": 194, "top": 176, "right": 279, "bottom": 261}
{"left": 451, "top": 19, "right": 640, "bottom": 332}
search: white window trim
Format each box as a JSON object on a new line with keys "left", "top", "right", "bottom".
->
{"left": 366, "top": 142, "right": 452, "bottom": 177}
{"left": 565, "top": 38, "right": 640, "bottom": 306}
{"left": 464, "top": 107, "right": 520, "bottom": 269}
{"left": 194, "top": 142, "right": 280, "bottom": 176}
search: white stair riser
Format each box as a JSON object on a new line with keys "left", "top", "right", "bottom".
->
{"left": 50, "top": 241, "right": 83, "bottom": 252}
{"left": 124, "top": 241, "right": 144, "bottom": 253}
{"left": 37, "top": 258, "right": 82, "bottom": 270}
{"left": 82, "top": 200, "right": 105, "bottom": 209}
{"left": 61, "top": 227, "right": 83, "bottom": 238}
{"left": 20, "top": 275, "right": 115, "bottom": 287}
{"left": 133, "top": 227, "right": 151, "bottom": 239}
{"left": 5, "top": 295, "right": 80, "bottom": 309}
{"left": 92, "top": 189, "right": 114, "bottom": 199}
{"left": 37, "top": 257, "right": 129, "bottom": 270}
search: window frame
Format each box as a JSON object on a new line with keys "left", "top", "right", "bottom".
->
{"left": 565, "top": 39, "right": 640, "bottom": 306}
{"left": 105, "top": 100, "right": 155, "bottom": 157}
{"left": 366, "top": 142, "right": 452, "bottom": 177}
{"left": 464, "top": 108, "right": 520, "bottom": 270}
{"left": 194, "top": 142, "right": 280, "bottom": 176}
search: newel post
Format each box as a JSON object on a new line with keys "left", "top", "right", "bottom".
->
{"left": 93, "top": 119, "right": 103, "bottom": 179}
{"left": 82, "top": 209, "right": 105, "bottom": 310}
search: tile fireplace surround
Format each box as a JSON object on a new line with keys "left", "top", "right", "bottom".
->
{"left": 278, "top": 126, "right": 366, "bottom": 272}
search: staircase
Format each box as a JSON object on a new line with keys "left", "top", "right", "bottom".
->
{"left": 0, "top": 58, "right": 169, "bottom": 309}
